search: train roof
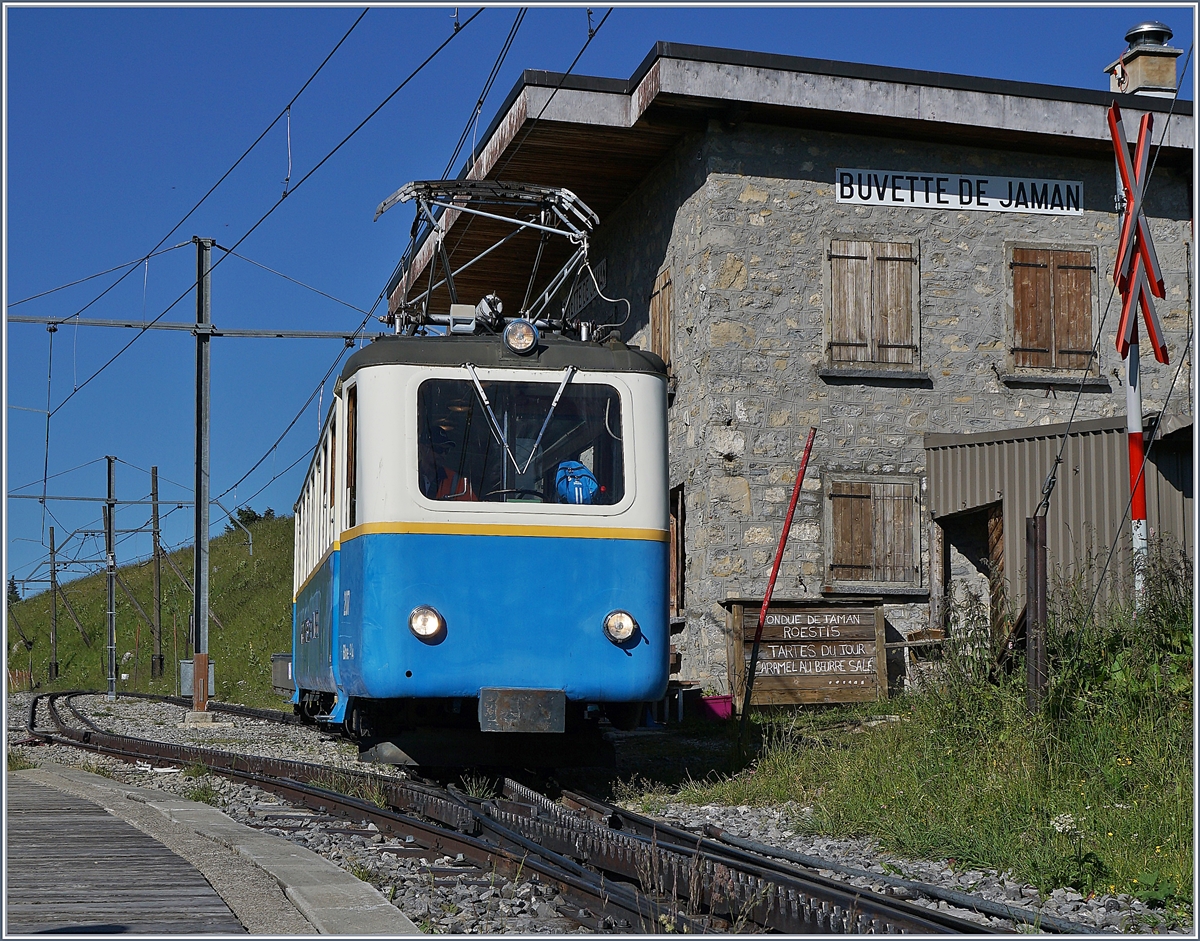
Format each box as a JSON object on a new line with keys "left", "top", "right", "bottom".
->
{"left": 340, "top": 333, "right": 667, "bottom": 382}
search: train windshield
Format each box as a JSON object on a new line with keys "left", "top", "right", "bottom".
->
{"left": 417, "top": 377, "right": 625, "bottom": 506}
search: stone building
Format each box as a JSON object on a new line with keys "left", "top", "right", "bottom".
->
{"left": 388, "top": 31, "right": 1194, "bottom": 695}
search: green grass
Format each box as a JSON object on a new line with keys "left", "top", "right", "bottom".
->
{"left": 78, "top": 759, "right": 115, "bottom": 779}
{"left": 7, "top": 750, "right": 37, "bottom": 771}
{"left": 185, "top": 781, "right": 221, "bottom": 806}
{"left": 659, "top": 551, "right": 1193, "bottom": 918}
{"left": 310, "top": 768, "right": 389, "bottom": 808}
{"left": 348, "top": 862, "right": 376, "bottom": 882}
{"left": 7, "top": 515, "right": 294, "bottom": 707}
{"left": 458, "top": 773, "right": 498, "bottom": 799}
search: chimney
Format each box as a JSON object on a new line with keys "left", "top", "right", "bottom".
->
{"left": 1105, "top": 21, "right": 1183, "bottom": 97}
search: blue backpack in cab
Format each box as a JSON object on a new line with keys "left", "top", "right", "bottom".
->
{"left": 556, "top": 461, "right": 599, "bottom": 504}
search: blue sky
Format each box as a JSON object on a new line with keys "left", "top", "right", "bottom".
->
{"left": 5, "top": 4, "right": 1195, "bottom": 591}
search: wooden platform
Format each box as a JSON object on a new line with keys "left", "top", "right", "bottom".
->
{"left": 6, "top": 777, "right": 246, "bottom": 934}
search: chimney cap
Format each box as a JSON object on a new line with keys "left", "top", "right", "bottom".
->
{"left": 1126, "top": 21, "right": 1173, "bottom": 49}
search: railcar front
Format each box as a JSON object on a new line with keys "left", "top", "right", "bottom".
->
{"left": 292, "top": 332, "right": 669, "bottom": 738}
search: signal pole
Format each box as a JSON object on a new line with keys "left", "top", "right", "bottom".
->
{"left": 105, "top": 455, "right": 117, "bottom": 701}
{"left": 193, "top": 237, "right": 214, "bottom": 711}
{"left": 49, "top": 526, "right": 59, "bottom": 681}
{"left": 1108, "top": 104, "right": 1168, "bottom": 610}
{"left": 1126, "top": 330, "right": 1148, "bottom": 601}
{"left": 151, "top": 466, "right": 163, "bottom": 678}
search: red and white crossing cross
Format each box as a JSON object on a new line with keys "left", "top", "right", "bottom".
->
{"left": 1108, "top": 103, "right": 1169, "bottom": 364}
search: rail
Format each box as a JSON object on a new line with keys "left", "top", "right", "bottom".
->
{"left": 24, "top": 691, "right": 1087, "bottom": 933}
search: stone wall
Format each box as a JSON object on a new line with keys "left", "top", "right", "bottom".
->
{"left": 586, "top": 119, "right": 1192, "bottom": 694}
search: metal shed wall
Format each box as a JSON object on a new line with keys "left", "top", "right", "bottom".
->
{"left": 926, "top": 416, "right": 1193, "bottom": 614}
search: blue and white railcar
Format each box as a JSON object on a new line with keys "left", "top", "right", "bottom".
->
{"left": 291, "top": 329, "right": 669, "bottom": 738}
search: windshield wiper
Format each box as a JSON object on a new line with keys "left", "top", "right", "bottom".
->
{"left": 462, "top": 364, "right": 577, "bottom": 476}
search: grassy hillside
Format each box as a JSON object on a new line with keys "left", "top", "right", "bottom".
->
{"left": 7, "top": 515, "right": 294, "bottom": 708}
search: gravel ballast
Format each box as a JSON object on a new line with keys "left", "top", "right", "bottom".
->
{"left": 6, "top": 692, "right": 1190, "bottom": 934}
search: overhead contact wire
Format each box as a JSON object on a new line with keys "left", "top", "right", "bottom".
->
{"left": 442, "top": 8, "right": 526, "bottom": 179}
{"left": 22, "top": 9, "right": 366, "bottom": 340}
{"left": 493, "top": 7, "right": 611, "bottom": 179}
{"left": 49, "top": 9, "right": 476, "bottom": 419}
{"left": 424, "top": 8, "right": 610, "bottom": 313}
{"left": 43, "top": 9, "right": 371, "bottom": 417}
{"left": 387, "top": 8, "right": 528, "bottom": 321}
{"left": 214, "top": 13, "right": 491, "bottom": 509}
{"left": 213, "top": 246, "right": 370, "bottom": 314}
{"left": 8, "top": 244, "right": 188, "bottom": 309}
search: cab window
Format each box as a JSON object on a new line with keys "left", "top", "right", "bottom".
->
{"left": 416, "top": 378, "right": 625, "bottom": 506}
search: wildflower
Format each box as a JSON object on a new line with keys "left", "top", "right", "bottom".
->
{"left": 1051, "top": 813, "right": 1077, "bottom": 834}
{"left": 1107, "top": 832, "right": 1113, "bottom": 837}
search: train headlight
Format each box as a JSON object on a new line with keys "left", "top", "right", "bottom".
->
{"left": 603, "top": 610, "right": 638, "bottom": 644}
{"left": 409, "top": 605, "right": 445, "bottom": 639}
{"left": 503, "top": 319, "right": 539, "bottom": 354}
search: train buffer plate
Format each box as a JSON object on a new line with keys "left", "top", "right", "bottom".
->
{"left": 478, "top": 688, "right": 565, "bottom": 733}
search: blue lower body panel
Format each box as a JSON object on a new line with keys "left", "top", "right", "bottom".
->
{"left": 293, "top": 553, "right": 337, "bottom": 698}
{"left": 319, "top": 531, "right": 669, "bottom": 704}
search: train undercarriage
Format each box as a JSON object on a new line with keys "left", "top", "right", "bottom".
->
{"left": 296, "top": 691, "right": 642, "bottom": 768}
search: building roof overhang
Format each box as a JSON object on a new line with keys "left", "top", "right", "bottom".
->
{"left": 387, "top": 41, "right": 1194, "bottom": 319}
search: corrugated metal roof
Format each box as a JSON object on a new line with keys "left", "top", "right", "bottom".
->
{"left": 926, "top": 418, "right": 1192, "bottom": 613}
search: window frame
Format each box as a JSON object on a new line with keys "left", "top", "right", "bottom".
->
{"left": 408, "top": 367, "right": 638, "bottom": 516}
{"left": 344, "top": 382, "right": 358, "bottom": 530}
{"left": 823, "top": 472, "right": 923, "bottom": 592}
{"left": 1006, "top": 242, "right": 1099, "bottom": 375}
{"left": 826, "top": 237, "right": 920, "bottom": 370}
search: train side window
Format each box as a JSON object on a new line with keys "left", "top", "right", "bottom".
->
{"left": 346, "top": 385, "right": 357, "bottom": 528}
{"left": 294, "top": 499, "right": 303, "bottom": 590}
{"left": 416, "top": 378, "right": 626, "bottom": 507}
{"left": 328, "top": 418, "right": 337, "bottom": 509}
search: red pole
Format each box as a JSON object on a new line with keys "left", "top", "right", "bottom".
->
{"left": 1126, "top": 323, "right": 1148, "bottom": 605}
{"left": 738, "top": 427, "right": 817, "bottom": 750}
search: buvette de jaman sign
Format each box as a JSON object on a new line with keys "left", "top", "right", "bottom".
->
{"left": 836, "top": 168, "right": 1082, "bottom": 215}
{"left": 725, "top": 600, "right": 888, "bottom": 706}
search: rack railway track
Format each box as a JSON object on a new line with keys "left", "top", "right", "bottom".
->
{"left": 24, "top": 692, "right": 1077, "bottom": 933}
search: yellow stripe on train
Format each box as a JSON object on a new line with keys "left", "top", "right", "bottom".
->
{"left": 339, "top": 521, "right": 669, "bottom": 543}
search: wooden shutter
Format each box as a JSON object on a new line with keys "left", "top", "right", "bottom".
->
{"left": 831, "top": 481, "right": 873, "bottom": 579}
{"left": 832, "top": 480, "right": 915, "bottom": 583}
{"left": 669, "top": 485, "right": 684, "bottom": 617}
{"left": 1051, "top": 251, "right": 1093, "bottom": 371}
{"left": 873, "top": 242, "right": 915, "bottom": 365}
{"left": 830, "top": 240, "right": 871, "bottom": 363}
{"left": 1012, "top": 248, "right": 1052, "bottom": 368}
{"left": 648, "top": 268, "right": 672, "bottom": 365}
{"left": 873, "top": 481, "right": 915, "bottom": 583}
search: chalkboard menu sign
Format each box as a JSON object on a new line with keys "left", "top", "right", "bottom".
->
{"left": 723, "top": 599, "right": 887, "bottom": 708}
